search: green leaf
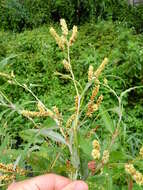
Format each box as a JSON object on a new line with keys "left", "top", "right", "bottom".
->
{"left": 79, "top": 150, "right": 89, "bottom": 180}
{"left": 99, "top": 105, "right": 114, "bottom": 134}
{"left": 38, "top": 128, "right": 67, "bottom": 145}
{"left": 79, "top": 135, "right": 92, "bottom": 159}
{"left": 71, "top": 147, "right": 80, "bottom": 169}
{"left": 110, "top": 150, "right": 132, "bottom": 162}
{"left": 106, "top": 173, "right": 113, "bottom": 190}
{"left": 19, "top": 129, "right": 44, "bottom": 144}
{"left": 0, "top": 54, "right": 17, "bottom": 70}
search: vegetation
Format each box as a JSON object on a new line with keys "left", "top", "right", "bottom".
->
{"left": 0, "top": 0, "right": 143, "bottom": 32}
{"left": 0, "top": 1, "right": 143, "bottom": 190}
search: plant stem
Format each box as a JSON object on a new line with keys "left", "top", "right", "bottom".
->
{"left": 67, "top": 43, "right": 80, "bottom": 177}
{"left": 67, "top": 44, "right": 79, "bottom": 97}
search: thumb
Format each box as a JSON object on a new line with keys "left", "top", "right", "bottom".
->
{"left": 62, "top": 180, "right": 88, "bottom": 190}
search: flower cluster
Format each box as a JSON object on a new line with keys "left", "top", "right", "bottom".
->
{"left": 66, "top": 114, "right": 76, "bottom": 128}
{"left": 63, "top": 59, "right": 70, "bottom": 72}
{"left": 86, "top": 58, "right": 108, "bottom": 117}
{"left": 88, "top": 65, "right": 94, "bottom": 82}
{"left": 125, "top": 164, "right": 143, "bottom": 186}
{"left": 91, "top": 140, "right": 100, "bottom": 160}
{"left": 102, "top": 150, "right": 109, "bottom": 164}
{"left": 69, "top": 26, "right": 78, "bottom": 46}
{"left": 50, "top": 19, "right": 77, "bottom": 50}
{"left": 50, "top": 27, "right": 65, "bottom": 50}
{"left": 88, "top": 57, "right": 108, "bottom": 82}
{"left": 86, "top": 84, "right": 103, "bottom": 117}
{"left": 60, "top": 18, "right": 68, "bottom": 36}
{"left": 21, "top": 102, "right": 55, "bottom": 119}
{"left": 91, "top": 140, "right": 110, "bottom": 166}
{"left": 0, "top": 174, "right": 15, "bottom": 182}
{"left": 50, "top": 19, "right": 79, "bottom": 133}
{"left": 0, "top": 162, "right": 25, "bottom": 183}
{"left": 22, "top": 102, "right": 64, "bottom": 136}
{"left": 94, "top": 58, "right": 108, "bottom": 79}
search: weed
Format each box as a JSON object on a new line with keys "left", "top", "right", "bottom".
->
{"left": 0, "top": 20, "right": 143, "bottom": 189}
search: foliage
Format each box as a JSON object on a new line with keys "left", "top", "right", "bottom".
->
{"left": 0, "top": 0, "right": 143, "bottom": 33}
{"left": 0, "top": 0, "right": 51, "bottom": 32}
{"left": 124, "top": 4, "right": 143, "bottom": 33}
{"left": 0, "top": 20, "right": 143, "bottom": 189}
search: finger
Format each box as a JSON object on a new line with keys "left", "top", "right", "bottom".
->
{"left": 62, "top": 180, "right": 88, "bottom": 190}
{"left": 7, "top": 174, "right": 71, "bottom": 190}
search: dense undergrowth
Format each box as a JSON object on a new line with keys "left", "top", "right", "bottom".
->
{"left": 0, "top": 0, "right": 143, "bottom": 33}
{"left": 0, "top": 21, "right": 143, "bottom": 189}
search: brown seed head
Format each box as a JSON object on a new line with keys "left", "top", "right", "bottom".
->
{"left": 60, "top": 19, "right": 68, "bottom": 36}
{"left": 50, "top": 27, "right": 65, "bottom": 50}
{"left": 96, "top": 95, "right": 103, "bottom": 107}
{"left": 0, "top": 174, "right": 15, "bottom": 182}
{"left": 94, "top": 58, "right": 108, "bottom": 79}
{"left": 21, "top": 109, "right": 55, "bottom": 119}
{"left": 91, "top": 149, "right": 100, "bottom": 160}
{"left": 125, "top": 163, "right": 143, "bottom": 185}
{"left": 88, "top": 65, "right": 94, "bottom": 82}
{"left": 63, "top": 59, "right": 70, "bottom": 71}
{"left": 92, "top": 140, "right": 100, "bottom": 150}
{"left": 86, "top": 101, "right": 94, "bottom": 117}
{"left": 75, "top": 95, "right": 79, "bottom": 112}
{"left": 91, "top": 85, "right": 100, "bottom": 101}
{"left": 69, "top": 26, "right": 77, "bottom": 46}
{"left": 66, "top": 114, "right": 76, "bottom": 128}
{"left": 102, "top": 150, "right": 109, "bottom": 164}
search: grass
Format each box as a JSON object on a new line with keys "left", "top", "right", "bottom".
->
{"left": 0, "top": 20, "right": 143, "bottom": 189}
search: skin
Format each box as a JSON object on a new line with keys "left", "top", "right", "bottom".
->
{"left": 7, "top": 174, "right": 88, "bottom": 190}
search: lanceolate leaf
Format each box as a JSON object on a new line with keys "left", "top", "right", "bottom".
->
{"left": 38, "top": 128, "right": 67, "bottom": 145}
{"left": 0, "top": 54, "right": 17, "bottom": 70}
{"left": 99, "top": 105, "right": 114, "bottom": 134}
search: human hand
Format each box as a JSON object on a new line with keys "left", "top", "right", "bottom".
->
{"left": 7, "top": 173, "right": 88, "bottom": 190}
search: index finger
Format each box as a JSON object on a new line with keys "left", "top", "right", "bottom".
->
{"left": 8, "top": 174, "right": 71, "bottom": 190}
